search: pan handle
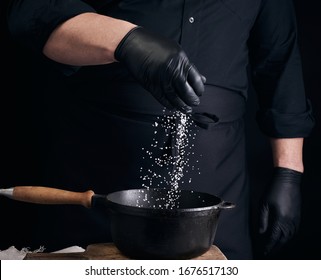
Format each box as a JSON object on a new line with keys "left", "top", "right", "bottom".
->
{"left": 0, "top": 186, "right": 95, "bottom": 208}
{"left": 217, "top": 201, "right": 235, "bottom": 209}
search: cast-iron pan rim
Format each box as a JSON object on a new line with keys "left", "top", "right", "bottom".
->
{"left": 105, "top": 188, "right": 223, "bottom": 216}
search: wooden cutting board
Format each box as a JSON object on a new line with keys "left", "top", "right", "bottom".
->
{"left": 24, "top": 243, "right": 227, "bottom": 260}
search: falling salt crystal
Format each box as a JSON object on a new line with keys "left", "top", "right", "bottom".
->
{"left": 138, "top": 110, "right": 202, "bottom": 209}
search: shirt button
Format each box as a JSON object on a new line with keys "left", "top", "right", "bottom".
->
{"left": 189, "top": 17, "right": 195, "bottom": 23}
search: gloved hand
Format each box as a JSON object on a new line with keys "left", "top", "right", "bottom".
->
{"left": 259, "top": 167, "right": 303, "bottom": 256}
{"left": 114, "top": 27, "right": 206, "bottom": 114}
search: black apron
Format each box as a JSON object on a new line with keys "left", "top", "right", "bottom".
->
{"left": 30, "top": 83, "right": 253, "bottom": 260}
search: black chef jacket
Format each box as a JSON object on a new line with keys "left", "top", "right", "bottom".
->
{"left": 7, "top": 0, "right": 315, "bottom": 137}
{"left": 6, "top": 0, "right": 315, "bottom": 259}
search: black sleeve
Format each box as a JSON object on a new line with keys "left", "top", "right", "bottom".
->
{"left": 248, "top": 0, "right": 315, "bottom": 138}
{"left": 7, "top": 0, "right": 96, "bottom": 53}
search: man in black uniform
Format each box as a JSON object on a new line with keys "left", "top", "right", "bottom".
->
{"left": 6, "top": 0, "right": 314, "bottom": 259}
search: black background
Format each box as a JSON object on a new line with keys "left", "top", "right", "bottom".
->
{"left": 1, "top": 0, "right": 320, "bottom": 259}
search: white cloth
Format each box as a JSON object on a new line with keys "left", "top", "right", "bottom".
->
{"left": 0, "top": 245, "right": 85, "bottom": 260}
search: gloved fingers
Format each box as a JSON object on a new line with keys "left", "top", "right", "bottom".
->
{"left": 152, "top": 90, "right": 175, "bottom": 111}
{"left": 263, "top": 220, "right": 295, "bottom": 256}
{"left": 266, "top": 235, "right": 288, "bottom": 256}
{"left": 186, "top": 64, "right": 206, "bottom": 97}
{"left": 263, "top": 220, "right": 282, "bottom": 255}
{"left": 165, "top": 89, "right": 193, "bottom": 113}
{"left": 152, "top": 86, "right": 192, "bottom": 113}
{"left": 276, "top": 220, "right": 297, "bottom": 242}
{"left": 172, "top": 77, "right": 200, "bottom": 107}
{"left": 259, "top": 203, "right": 269, "bottom": 234}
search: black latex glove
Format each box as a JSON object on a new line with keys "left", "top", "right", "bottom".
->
{"left": 259, "top": 167, "right": 303, "bottom": 256}
{"left": 114, "top": 27, "right": 206, "bottom": 114}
